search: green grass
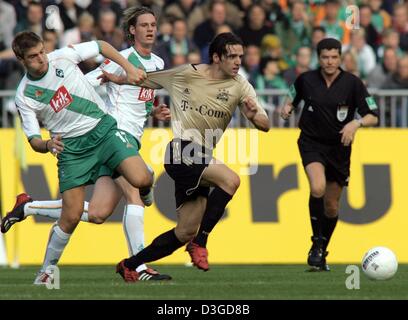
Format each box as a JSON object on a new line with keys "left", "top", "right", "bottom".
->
{"left": 0, "top": 265, "right": 407, "bottom": 300}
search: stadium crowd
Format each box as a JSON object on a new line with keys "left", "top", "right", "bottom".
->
{"left": 0, "top": 0, "right": 407, "bottom": 122}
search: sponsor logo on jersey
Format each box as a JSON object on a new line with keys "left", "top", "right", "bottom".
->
{"left": 35, "top": 90, "right": 43, "bottom": 98}
{"left": 216, "top": 89, "right": 229, "bottom": 102}
{"left": 55, "top": 69, "right": 64, "bottom": 78}
{"left": 337, "top": 105, "right": 349, "bottom": 122}
{"left": 50, "top": 86, "right": 73, "bottom": 113}
{"left": 138, "top": 88, "right": 154, "bottom": 102}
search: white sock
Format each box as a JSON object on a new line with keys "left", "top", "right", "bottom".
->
{"left": 123, "top": 204, "right": 147, "bottom": 271}
{"left": 24, "top": 200, "right": 89, "bottom": 222}
{"left": 40, "top": 223, "right": 71, "bottom": 272}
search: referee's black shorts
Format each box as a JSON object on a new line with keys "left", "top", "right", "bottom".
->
{"left": 297, "top": 134, "right": 351, "bottom": 187}
{"left": 164, "top": 139, "right": 212, "bottom": 209}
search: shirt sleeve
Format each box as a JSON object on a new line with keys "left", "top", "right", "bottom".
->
{"left": 238, "top": 79, "right": 268, "bottom": 117}
{"left": 49, "top": 41, "right": 101, "bottom": 65}
{"left": 289, "top": 75, "right": 303, "bottom": 108}
{"left": 354, "top": 77, "right": 379, "bottom": 118}
{"left": 141, "top": 65, "right": 188, "bottom": 90}
{"left": 15, "top": 94, "right": 41, "bottom": 140}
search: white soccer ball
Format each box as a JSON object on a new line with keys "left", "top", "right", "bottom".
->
{"left": 361, "top": 246, "right": 398, "bottom": 280}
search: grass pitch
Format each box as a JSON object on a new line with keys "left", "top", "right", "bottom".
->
{"left": 0, "top": 264, "right": 407, "bottom": 300}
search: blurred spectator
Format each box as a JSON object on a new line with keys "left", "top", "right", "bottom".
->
{"left": 238, "top": 4, "right": 274, "bottom": 47}
{"left": 283, "top": 46, "right": 312, "bottom": 86}
{"left": 0, "top": 0, "right": 16, "bottom": 50}
{"left": 368, "top": 0, "right": 391, "bottom": 34}
{"left": 87, "top": 0, "right": 122, "bottom": 27}
{"left": 60, "top": 11, "right": 96, "bottom": 47}
{"left": 154, "top": 18, "right": 197, "bottom": 68}
{"left": 187, "top": 50, "right": 201, "bottom": 64}
{"left": 57, "top": 0, "right": 84, "bottom": 32}
{"left": 316, "top": 0, "right": 350, "bottom": 45}
{"left": 241, "top": 44, "right": 261, "bottom": 85}
{"left": 392, "top": 3, "right": 408, "bottom": 52}
{"left": 193, "top": 0, "right": 229, "bottom": 51}
{"left": 367, "top": 47, "right": 398, "bottom": 88}
{"left": 344, "top": 29, "right": 377, "bottom": 79}
{"left": 381, "top": 55, "right": 408, "bottom": 89}
{"left": 14, "top": 1, "right": 44, "bottom": 36}
{"left": 256, "top": 57, "right": 287, "bottom": 91}
{"left": 259, "top": 0, "right": 286, "bottom": 25}
{"left": 275, "top": 0, "right": 312, "bottom": 67}
{"left": 163, "top": 0, "right": 198, "bottom": 34}
{"left": 42, "top": 28, "right": 59, "bottom": 53}
{"left": 199, "top": 23, "right": 232, "bottom": 63}
{"left": 128, "top": 0, "right": 163, "bottom": 21}
{"left": 156, "top": 18, "right": 173, "bottom": 43}
{"left": 94, "top": 9, "right": 126, "bottom": 50}
{"left": 377, "top": 28, "right": 404, "bottom": 61}
{"left": 359, "top": 4, "right": 381, "bottom": 53}
{"left": 310, "top": 26, "right": 326, "bottom": 69}
{"left": 188, "top": 0, "right": 243, "bottom": 37}
{"left": 341, "top": 50, "right": 360, "bottom": 77}
{"left": 260, "top": 34, "right": 289, "bottom": 71}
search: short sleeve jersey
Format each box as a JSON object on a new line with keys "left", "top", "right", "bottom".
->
{"left": 290, "top": 68, "right": 379, "bottom": 144}
{"left": 141, "top": 64, "right": 267, "bottom": 150}
{"left": 15, "top": 41, "right": 107, "bottom": 140}
{"left": 86, "top": 47, "right": 164, "bottom": 142}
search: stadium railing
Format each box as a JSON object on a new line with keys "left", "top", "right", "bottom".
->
{"left": 1, "top": 89, "right": 408, "bottom": 128}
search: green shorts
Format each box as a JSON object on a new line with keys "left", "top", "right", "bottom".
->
{"left": 98, "top": 131, "right": 141, "bottom": 179}
{"left": 57, "top": 115, "right": 140, "bottom": 193}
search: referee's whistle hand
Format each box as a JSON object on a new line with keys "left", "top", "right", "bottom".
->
{"left": 280, "top": 104, "right": 293, "bottom": 120}
{"left": 339, "top": 120, "right": 359, "bottom": 146}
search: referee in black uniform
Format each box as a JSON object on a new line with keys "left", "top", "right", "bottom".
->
{"left": 280, "top": 38, "right": 378, "bottom": 271}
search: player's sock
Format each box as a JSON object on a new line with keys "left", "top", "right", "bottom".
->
{"left": 322, "top": 214, "right": 338, "bottom": 249}
{"left": 193, "top": 187, "right": 233, "bottom": 247}
{"left": 40, "top": 223, "right": 71, "bottom": 272}
{"left": 24, "top": 200, "right": 89, "bottom": 222}
{"left": 122, "top": 204, "right": 145, "bottom": 256}
{"left": 309, "top": 195, "right": 324, "bottom": 238}
{"left": 124, "top": 228, "right": 183, "bottom": 270}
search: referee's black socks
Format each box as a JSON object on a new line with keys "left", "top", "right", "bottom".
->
{"left": 309, "top": 195, "right": 324, "bottom": 238}
{"left": 321, "top": 214, "right": 338, "bottom": 249}
{"left": 193, "top": 187, "right": 233, "bottom": 247}
{"left": 124, "top": 228, "right": 183, "bottom": 270}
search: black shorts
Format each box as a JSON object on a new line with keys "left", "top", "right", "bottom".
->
{"left": 164, "top": 139, "right": 213, "bottom": 209}
{"left": 298, "top": 134, "right": 351, "bottom": 187}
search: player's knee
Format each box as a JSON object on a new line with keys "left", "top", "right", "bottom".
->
{"left": 325, "top": 202, "right": 339, "bottom": 218}
{"left": 310, "top": 184, "right": 325, "bottom": 198}
{"left": 89, "top": 215, "right": 106, "bottom": 224}
{"left": 223, "top": 174, "right": 240, "bottom": 194}
{"left": 175, "top": 228, "right": 196, "bottom": 244}
{"left": 137, "top": 170, "right": 153, "bottom": 189}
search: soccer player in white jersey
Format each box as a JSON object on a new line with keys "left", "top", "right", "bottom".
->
{"left": 7, "top": 31, "right": 153, "bottom": 285}
{"left": 1, "top": 8, "right": 171, "bottom": 281}
{"left": 103, "top": 32, "right": 270, "bottom": 281}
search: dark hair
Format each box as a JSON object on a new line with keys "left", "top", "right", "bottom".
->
{"left": 12, "top": 31, "right": 43, "bottom": 59}
{"left": 312, "top": 26, "right": 326, "bottom": 34}
{"left": 259, "top": 56, "right": 279, "bottom": 75}
{"left": 317, "top": 38, "right": 342, "bottom": 56}
{"left": 122, "top": 6, "right": 155, "bottom": 43}
{"left": 208, "top": 32, "right": 243, "bottom": 64}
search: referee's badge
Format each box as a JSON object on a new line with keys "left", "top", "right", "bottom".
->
{"left": 337, "top": 105, "right": 349, "bottom": 122}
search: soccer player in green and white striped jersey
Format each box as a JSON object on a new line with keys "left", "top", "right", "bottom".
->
{"left": 8, "top": 31, "right": 154, "bottom": 284}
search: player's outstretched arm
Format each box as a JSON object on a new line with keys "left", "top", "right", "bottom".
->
{"left": 97, "top": 41, "right": 146, "bottom": 85}
{"left": 242, "top": 97, "right": 270, "bottom": 132}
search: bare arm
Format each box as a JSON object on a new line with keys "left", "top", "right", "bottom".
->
{"left": 340, "top": 114, "right": 378, "bottom": 146}
{"left": 97, "top": 41, "right": 146, "bottom": 85}
{"left": 242, "top": 97, "right": 270, "bottom": 132}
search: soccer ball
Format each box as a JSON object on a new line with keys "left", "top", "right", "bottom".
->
{"left": 361, "top": 246, "right": 398, "bottom": 280}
